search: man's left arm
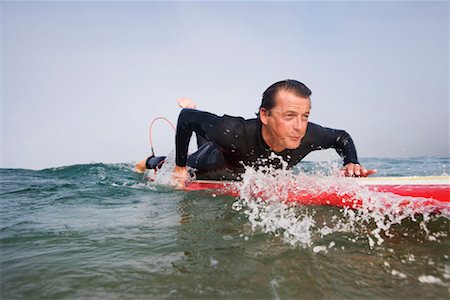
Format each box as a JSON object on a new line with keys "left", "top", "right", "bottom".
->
{"left": 305, "top": 123, "right": 376, "bottom": 177}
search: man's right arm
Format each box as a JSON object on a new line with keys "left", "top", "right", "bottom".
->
{"left": 172, "top": 109, "right": 221, "bottom": 188}
{"left": 175, "top": 108, "right": 221, "bottom": 167}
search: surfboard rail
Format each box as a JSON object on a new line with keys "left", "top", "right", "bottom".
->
{"left": 185, "top": 176, "right": 450, "bottom": 211}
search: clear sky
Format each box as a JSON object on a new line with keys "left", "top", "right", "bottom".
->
{"left": 1, "top": 1, "right": 449, "bottom": 170}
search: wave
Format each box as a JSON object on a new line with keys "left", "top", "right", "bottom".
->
{"left": 0, "top": 162, "right": 153, "bottom": 201}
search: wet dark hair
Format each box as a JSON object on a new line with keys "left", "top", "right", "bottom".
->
{"left": 258, "top": 79, "right": 312, "bottom": 116}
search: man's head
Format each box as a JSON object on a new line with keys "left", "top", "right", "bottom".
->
{"left": 259, "top": 80, "right": 312, "bottom": 152}
{"left": 259, "top": 79, "right": 311, "bottom": 113}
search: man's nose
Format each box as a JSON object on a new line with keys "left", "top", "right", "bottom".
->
{"left": 293, "top": 117, "right": 303, "bottom": 131}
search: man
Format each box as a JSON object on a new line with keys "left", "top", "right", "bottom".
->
{"left": 137, "top": 79, "right": 375, "bottom": 187}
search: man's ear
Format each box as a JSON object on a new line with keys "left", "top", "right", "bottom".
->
{"left": 259, "top": 108, "right": 269, "bottom": 125}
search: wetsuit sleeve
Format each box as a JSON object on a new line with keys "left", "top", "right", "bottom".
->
{"left": 175, "top": 109, "right": 221, "bottom": 167}
{"left": 304, "top": 123, "right": 359, "bottom": 165}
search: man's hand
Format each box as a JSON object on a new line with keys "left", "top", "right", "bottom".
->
{"left": 340, "top": 163, "right": 377, "bottom": 177}
{"left": 172, "top": 166, "right": 189, "bottom": 189}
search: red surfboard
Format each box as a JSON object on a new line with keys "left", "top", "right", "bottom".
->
{"left": 185, "top": 176, "right": 450, "bottom": 212}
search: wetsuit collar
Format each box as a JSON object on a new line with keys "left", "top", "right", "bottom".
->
{"left": 256, "top": 119, "right": 271, "bottom": 153}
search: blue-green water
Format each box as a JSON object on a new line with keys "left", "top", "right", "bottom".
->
{"left": 1, "top": 157, "right": 449, "bottom": 299}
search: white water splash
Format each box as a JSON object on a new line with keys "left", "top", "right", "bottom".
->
{"left": 418, "top": 275, "right": 445, "bottom": 285}
{"left": 391, "top": 270, "right": 407, "bottom": 279}
{"left": 144, "top": 150, "right": 198, "bottom": 188}
{"left": 143, "top": 150, "right": 176, "bottom": 185}
{"left": 232, "top": 158, "right": 450, "bottom": 248}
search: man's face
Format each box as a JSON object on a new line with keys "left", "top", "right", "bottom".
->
{"left": 260, "top": 90, "right": 311, "bottom": 152}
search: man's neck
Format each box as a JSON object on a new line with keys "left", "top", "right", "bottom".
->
{"left": 261, "top": 125, "right": 284, "bottom": 153}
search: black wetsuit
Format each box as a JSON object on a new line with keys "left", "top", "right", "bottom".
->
{"left": 173, "top": 109, "right": 359, "bottom": 180}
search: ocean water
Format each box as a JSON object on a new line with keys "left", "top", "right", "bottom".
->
{"left": 1, "top": 156, "right": 449, "bottom": 299}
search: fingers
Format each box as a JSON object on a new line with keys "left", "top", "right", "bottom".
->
{"left": 365, "top": 169, "right": 378, "bottom": 176}
{"left": 357, "top": 167, "right": 377, "bottom": 177}
{"left": 340, "top": 163, "right": 356, "bottom": 177}
{"left": 171, "top": 174, "right": 186, "bottom": 189}
{"left": 171, "top": 166, "right": 189, "bottom": 189}
{"left": 341, "top": 164, "right": 377, "bottom": 177}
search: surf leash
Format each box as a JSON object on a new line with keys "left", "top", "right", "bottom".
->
{"left": 149, "top": 117, "right": 176, "bottom": 157}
